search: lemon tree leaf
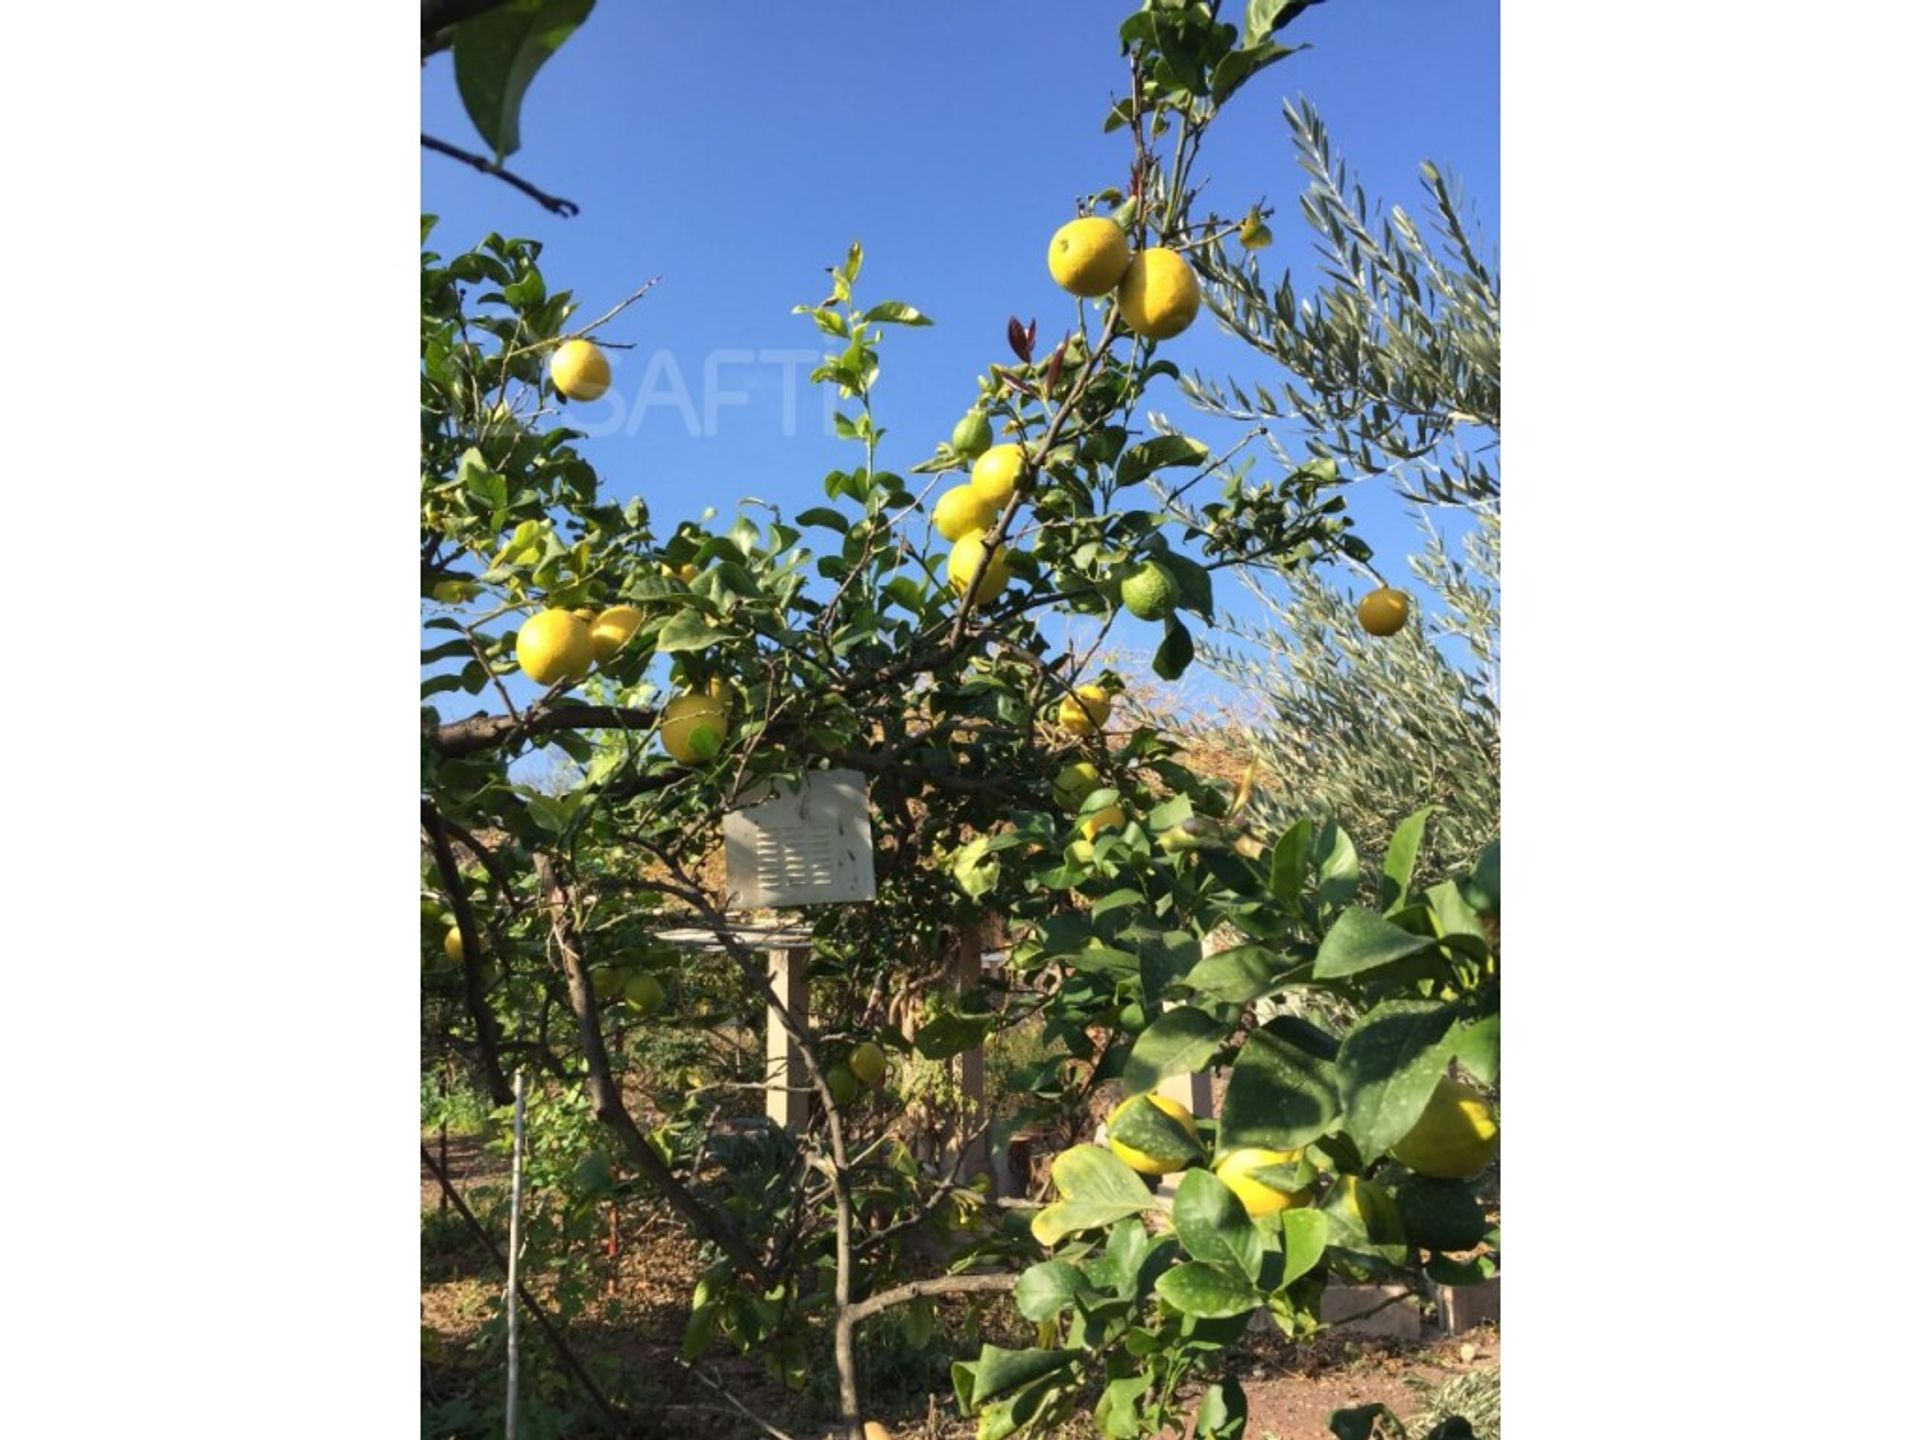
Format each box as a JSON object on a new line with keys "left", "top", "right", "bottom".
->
{"left": 1121, "top": 1006, "right": 1228, "bottom": 1094}
{"left": 1152, "top": 616, "right": 1195, "bottom": 681}
{"left": 1031, "top": 1145, "right": 1154, "bottom": 1247}
{"left": 1153, "top": 1261, "right": 1262, "bottom": 1318}
{"left": 1181, "top": 943, "right": 1294, "bottom": 1004}
{"left": 1313, "top": 907, "right": 1437, "bottom": 980}
{"left": 1380, "top": 806, "right": 1433, "bottom": 911}
{"left": 1013, "top": 1261, "right": 1087, "bottom": 1322}
{"left": 1172, "top": 1170, "right": 1262, "bottom": 1284}
{"left": 864, "top": 300, "right": 933, "bottom": 326}
{"left": 1109, "top": 1095, "right": 1207, "bottom": 1170}
{"left": 1194, "top": 1378, "right": 1249, "bottom": 1440}
{"left": 1116, "top": 434, "right": 1209, "bottom": 486}
{"left": 1157, "top": 550, "right": 1215, "bottom": 621}
{"left": 969, "top": 1345, "right": 1073, "bottom": 1405}
{"left": 452, "top": 0, "right": 596, "bottom": 162}
{"left": 1278, "top": 1209, "right": 1328, "bottom": 1289}
{"left": 1335, "top": 999, "right": 1457, "bottom": 1159}
{"left": 654, "top": 610, "right": 725, "bottom": 653}
{"left": 1218, "top": 1027, "right": 1339, "bottom": 1150}
{"left": 1449, "top": 1012, "right": 1500, "bottom": 1087}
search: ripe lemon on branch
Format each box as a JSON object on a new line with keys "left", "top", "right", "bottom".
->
{"left": 1389, "top": 1077, "right": 1498, "bottom": 1179}
{"left": 947, "top": 531, "right": 1012, "bottom": 603}
{"left": 1048, "top": 215, "right": 1132, "bottom": 297}
{"left": 1107, "top": 1092, "right": 1203, "bottom": 1176}
{"left": 587, "top": 604, "right": 646, "bottom": 664}
{"left": 660, "top": 688, "right": 731, "bottom": 764}
{"left": 933, "top": 484, "right": 1000, "bottom": 542}
{"left": 1051, "top": 761, "right": 1102, "bottom": 810}
{"left": 969, "top": 443, "right": 1026, "bottom": 506}
{"left": 1058, "top": 684, "right": 1112, "bottom": 736}
{"left": 1213, "top": 1147, "right": 1313, "bottom": 1216}
{"left": 548, "top": 338, "right": 611, "bottom": 400}
{"left": 516, "top": 609, "right": 593, "bottom": 685}
{"left": 1080, "top": 805, "right": 1126, "bottom": 843}
{"left": 1117, "top": 247, "right": 1200, "bottom": 340}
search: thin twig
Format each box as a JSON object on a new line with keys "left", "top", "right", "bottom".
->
{"left": 421, "top": 133, "right": 581, "bottom": 217}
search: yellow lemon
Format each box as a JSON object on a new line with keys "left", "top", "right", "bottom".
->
{"left": 588, "top": 604, "right": 645, "bottom": 664}
{"left": 850, "top": 1042, "right": 887, "bottom": 1087}
{"left": 864, "top": 1425, "right": 895, "bottom": 1440}
{"left": 622, "top": 972, "right": 665, "bottom": 1016}
{"left": 1107, "top": 1092, "right": 1200, "bottom": 1176}
{"left": 660, "top": 692, "right": 730, "bottom": 764}
{"left": 1358, "top": 587, "right": 1411, "bottom": 637}
{"left": 933, "top": 484, "right": 1000, "bottom": 541}
{"left": 678, "top": 563, "right": 700, "bottom": 584}
{"left": 1389, "top": 1077, "right": 1498, "bottom": 1179}
{"left": 442, "top": 927, "right": 464, "bottom": 964}
{"left": 1051, "top": 761, "right": 1102, "bottom": 811}
{"left": 516, "top": 609, "right": 593, "bottom": 685}
{"left": 1058, "top": 684, "right": 1112, "bottom": 736}
{"left": 549, "top": 339, "right": 612, "bottom": 400}
{"left": 970, "top": 444, "right": 1026, "bottom": 506}
{"left": 947, "top": 531, "right": 1011, "bottom": 603}
{"left": 1117, "top": 247, "right": 1201, "bottom": 340}
{"left": 1213, "top": 1147, "right": 1313, "bottom": 1217}
{"left": 1048, "top": 216, "right": 1132, "bottom": 297}
{"left": 1080, "top": 804, "right": 1125, "bottom": 843}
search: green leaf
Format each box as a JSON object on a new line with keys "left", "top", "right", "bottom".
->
{"left": 1031, "top": 1145, "right": 1154, "bottom": 1247}
{"left": 1335, "top": 1000, "right": 1458, "bottom": 1160}
{"left": 1152, "top": 617, "right": 1195, "bottom": 680}
{"left": 914, "top": 1011, "right": 993, "bottom": 1061}
{"left": 1156, "top": 550, "right": 1215, "bottom": 622}
{"left": 1122, "top": 1006, "right": 1228, "bottom": 1094}
{"left": 1182, "top": 944, "right": 1290, "bottom": 1004}
{"left": 1153, "top": 1262, "right": 1262, "bottom": 1318}
{"left": 1247, "top": 0, "right": 1313, "bottom": 42}
{"left": 1013, "top": 1261, "right": 1086, "bottom": 1322}
{"left": 1109, "top": 1093, "right": 1207, "bottom": 1170}
{"left": 951, "top": 835, "right": 1001, "bottom": 898}
{"left": 1116, "top": 434, "right": 1209, "bottom": 486}
{"left": 1314, "top": 824, "right": 1362, "bottom": 909}
{"left": 1449, "top": 1013, "right": 1500, "bottom": 1088}
{"left": 1381, "top": 807, "right": 1433, "bottom": 912}
{"left": 1462, "top": 839, "right": 1500, "bottom": 914}
{"left": 1313, "top": 908, "right": 1438, "bottom": 981}
{"left": 864, "top": 300, "right": 933, "bottom": 326}
{"left": 969, "top": 1345, "right": 1072, "bottom": 1405}
{"left": 1209, "top": 39, "right": 1297, "bottom": 104}
{"left": 1218, "top": 1027, "right": 1339, "bottom": 1150}
{"left": 1094, "top": 1374, "right": 1153, "bottom": 1438}
{"left": 452, "top": 0, "right": 596, "bottom": 162}
{"left": 1278, "top": 1208, "right": 1328, "bottom": 1289}
{"left": 654, "top": 609, "right": 725, "bottom": 653}
{"left": 1194, "top": 1377, "right": 1248, "bottom": 1440}
{"left": 1172, "top": 1169, "right": 1262, "bottom": 1284}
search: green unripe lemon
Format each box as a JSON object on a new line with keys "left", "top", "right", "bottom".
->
{"left": 623, "top": 972, "right": 665, "bottom": 1017}
{"left": 1119, "top": 560, "right": 1179, "bottom": 621}
{"left": 849, "top": 1042, "right": 887, "bottom": 1087}
{"left": 950, "top": 408, "right": 993, "bottom": 459}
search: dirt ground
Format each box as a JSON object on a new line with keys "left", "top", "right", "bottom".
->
{"left": 422, "top": 1133, "right": 1498, "bottom": 1439}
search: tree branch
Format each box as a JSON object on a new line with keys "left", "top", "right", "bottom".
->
{"left": 533, "top": 852, "right": 771, "bottom": 1287}
{"left": 429, "top": 703, "right": 658, "bottom": 759}
{"left": 422, "top": 800, "right": 514, "bottom": 1106}
{"left": 843, "top": 1271, "right": 1019, "bottom": 1326}
{"left": 422, "top": 134, "right": 581, "bottom": 218}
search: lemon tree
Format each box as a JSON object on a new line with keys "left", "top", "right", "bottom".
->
{"left": 420, "top": 5, "right": 1499, "bottom": 1438}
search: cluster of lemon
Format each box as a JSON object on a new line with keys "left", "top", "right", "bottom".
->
{"left": 1047, "top": 215, "right": 1201, "bottom": 339}
{"left": 590, "top": 963, "right": 666, "bottom": 1017}
{"left": 823, "top": 1040, "right": 889, "bottom": 1108}
{"left": 1105, "top": 1076, "right": 1497, "bottom": 1216}
{"left": 514, "top": 605, "right": 646, "bottom": 686}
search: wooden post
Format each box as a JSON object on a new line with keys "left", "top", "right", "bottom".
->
{"left": 949, "top": 927, "right": 988, "bottom": 1179}
{"left": 767, "top": 946, "right": 810, "bottom": 1131}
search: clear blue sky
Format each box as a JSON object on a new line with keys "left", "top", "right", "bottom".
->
{"left": 421, "top": 0, "right": 1499, "bottom": 711}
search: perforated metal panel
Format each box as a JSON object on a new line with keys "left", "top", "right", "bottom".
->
{"left": 722, "top": 769, "right": 876, "bottom": 907}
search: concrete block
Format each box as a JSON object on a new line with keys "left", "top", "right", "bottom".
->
{"left": 1432, "top": 1276, "right": 1500, "bottom": 1333}
{"left": 1319, "top": 1282, "right": 1422, "bottom": 1340}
